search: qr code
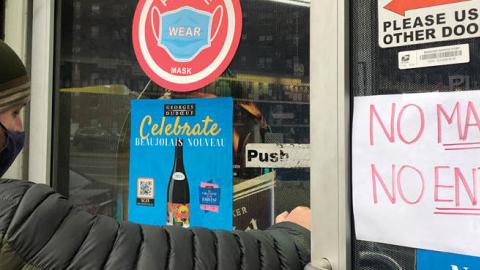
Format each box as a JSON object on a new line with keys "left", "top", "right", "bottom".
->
{"left": 137, "top": 178, "right": 154, "bottom": 199}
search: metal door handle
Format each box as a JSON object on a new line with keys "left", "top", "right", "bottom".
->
{"left": 305, "top": 258, "right": 333, "bottom": 270}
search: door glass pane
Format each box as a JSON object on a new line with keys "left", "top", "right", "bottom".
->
{"left": 351, "top": 0, "right": 479, "bottom": 269}
{"left": 54, "top": 0, "right": 310, "bottom": 229}
{"left": 0, "top": 0, "right": 4, "bottom": 40}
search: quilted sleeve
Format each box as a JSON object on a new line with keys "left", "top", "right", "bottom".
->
{"left": 154, "top": 222, "right": 311, "bottom": 270}
{"left": 232, "top": 222, "right": 310, "bottom": 270}
{"left": 136, "top": 223, "right": 311, "bottom": 270}
{"left": 0, "top": 179, "right": 311, "bottom": 270}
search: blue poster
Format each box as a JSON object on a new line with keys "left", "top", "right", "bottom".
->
{"left": 417, "top": 249, "right": 480, "bottom": 270}
{"left": 128, "top": 97, "right": 233, "bottom": 230}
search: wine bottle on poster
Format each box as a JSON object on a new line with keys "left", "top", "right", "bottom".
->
{"left": 166, "top": 138, "right": 190, "bottom": 228}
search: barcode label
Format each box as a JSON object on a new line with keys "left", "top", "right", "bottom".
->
{"left": 420, "top": 50, "right": 462, "bottom": 60}
{"left": 399, "top": 44, "right": 469, "bottom": 70}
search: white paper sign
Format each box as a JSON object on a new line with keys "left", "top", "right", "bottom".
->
{"left": 353, "top": 90, "right": 480, "bottom": 256}
{"left": 378, "top": 0, "right": 480, "bottom": 48}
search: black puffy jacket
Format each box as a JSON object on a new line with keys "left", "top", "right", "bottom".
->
{"left": 0, "top": 179, "right": 310, "bottom": 270}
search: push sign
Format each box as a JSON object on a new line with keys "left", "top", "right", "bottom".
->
{"left": 132, "top": 0, "right": 242, "bottom": 91}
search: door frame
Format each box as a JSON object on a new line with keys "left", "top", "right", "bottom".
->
{"left": 29, "top": 0, "right": 54, "bottom": 184}
{"left": 309, "top": 0, "right": 350, "bottom": 269}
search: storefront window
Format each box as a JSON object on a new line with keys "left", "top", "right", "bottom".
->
{"left": 54, "top": 0, "right": 310, "bottom": 229}
{"left": 0, "top": 0, "right": 4, "bottom": 40}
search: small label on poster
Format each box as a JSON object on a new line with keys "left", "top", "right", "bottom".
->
{"left": 399, "top": 44, "right": 469, "bottom": 69}
{"left": 137, "top": 177, "right": 155, "bottom": 206}
{"left": 199, "top": 182, "right": 221, "bottom": 213}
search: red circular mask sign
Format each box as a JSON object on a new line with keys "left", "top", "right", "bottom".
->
{"left": 132, "top": 0, "right": 242, "bottom": 92}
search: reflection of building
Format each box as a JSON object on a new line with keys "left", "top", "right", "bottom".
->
{"left": 59, "top": 0, "right": 311, "bottom": 141}
{"left": 55, "top": 0, "right": 311, "bottom": 222}
{"left": 62, "top": 85, "right": 133, "bottom": 133}
{"left": 60, "top": 0, "right": 148, "bottom": 91}
{"left": 232, "top": 1, "right": 310, "bottom": 78}
{"left": 59, "top": 0, "right": 310, "bottom": 92}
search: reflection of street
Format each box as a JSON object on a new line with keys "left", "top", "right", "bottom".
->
{"left": 70, "top": 151, "right": 123, "bottom": 185}
{"left": 69, "top": 150, "right": 128, "bottom": 217}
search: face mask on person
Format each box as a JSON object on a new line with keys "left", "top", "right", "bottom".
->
{"left": 0, "top": 123, "right": 25, "bottom": 177}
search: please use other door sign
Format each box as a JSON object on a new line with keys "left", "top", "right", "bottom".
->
{"left": 378, "top": 0, "right": 480, "bottom": 48}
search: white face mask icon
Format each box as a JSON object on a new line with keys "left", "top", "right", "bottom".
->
{"left": 150, "top": 5, "right": 224, "bottom": 62}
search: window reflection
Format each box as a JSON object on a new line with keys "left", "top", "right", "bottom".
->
{"left": 0, "top": 1, "right": 4, "bottom": 40}
{"left": 55, "top": 0, "right": 310, "bottom": 229}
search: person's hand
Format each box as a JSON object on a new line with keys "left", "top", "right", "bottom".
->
{"left": 275, "top": 206, "right": 311, "bottom": 230}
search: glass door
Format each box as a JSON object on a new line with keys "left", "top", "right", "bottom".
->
{"left": 52, "top": 0, "right": 311, "bottom": 230}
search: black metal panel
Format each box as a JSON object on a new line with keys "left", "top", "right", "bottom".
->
{"left": 350, "top": 0, "right": 480, "bottom": 269}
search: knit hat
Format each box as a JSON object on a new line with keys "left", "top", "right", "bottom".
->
{"left": 0, "top": 40, "right": 30, "bottom": 112}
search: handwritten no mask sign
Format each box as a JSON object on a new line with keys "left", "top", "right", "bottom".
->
{"left": 353, "top": 90, "right": 480, "bottom": 256}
